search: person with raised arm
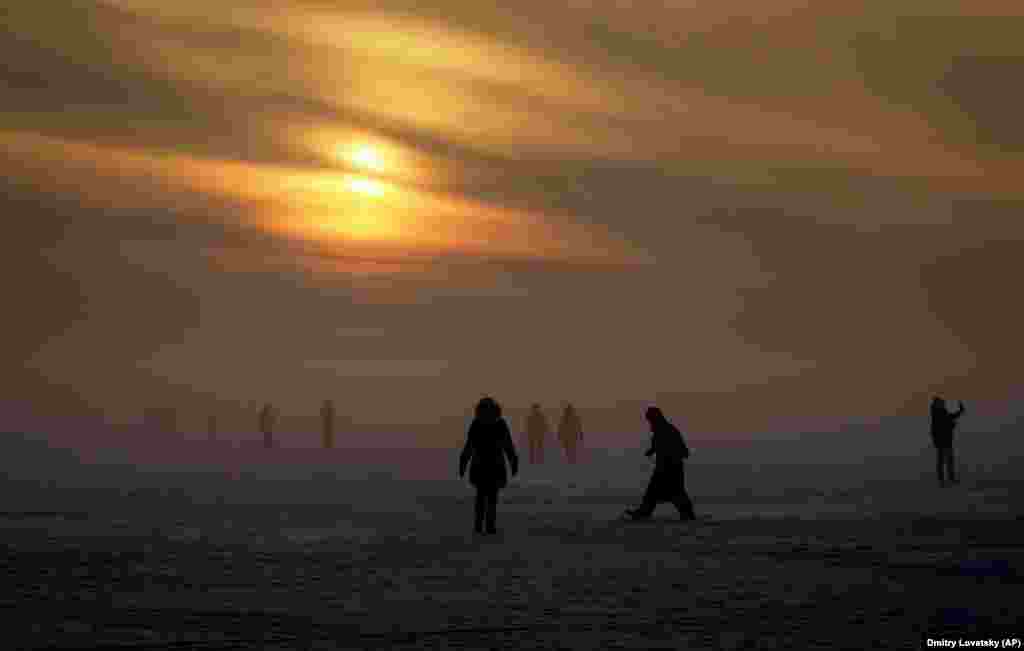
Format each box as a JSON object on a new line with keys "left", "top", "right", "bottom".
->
{"left": 930, "top": 396, "right": 966, "bottom": 486}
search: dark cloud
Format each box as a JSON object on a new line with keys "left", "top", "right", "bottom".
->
{"left": 917, "top": 199, "right": 1024, "bottom": 399}
{"left": 0, "top": 175, "right": 93, "bottom": 415}
{"left": 852, "top": 14, "right": 1024, "bottom": 152}
{"left": 939, "top": 56, "right": 1024, "bottom": 153}
{"left": 0, "top": 174, "right": 208, "bottom": 420}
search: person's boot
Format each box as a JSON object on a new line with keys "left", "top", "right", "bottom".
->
{"left": 676, "top": 505, "right": 696, "bottom": 521}
{"left": 474, "top": 495, "right": 485, "bottom": 534}
{"left": 485, "top": 497, "right": 498, "bottom": 534}
{"left": 624, "top": 508, "right": 651, "bottom": 521}
{"left": 679, "top": 501, "right": 697, "bottom": 521}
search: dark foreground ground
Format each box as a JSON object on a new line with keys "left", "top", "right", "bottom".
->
{"left": 2, "top": 457, "right": 1022, "bottom": 650}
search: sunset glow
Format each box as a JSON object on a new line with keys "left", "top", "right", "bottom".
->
{"left": 343, "top": 175, "right": 388, "bottom": 198}
{"left": 5, "top": 12, "right": 1024, "bottom": 643}
{"left": 345, "top": 144, "right": 387, "bottom": 174}
{"left": 5, "top": 0, "right": 1024, "bottom": 436}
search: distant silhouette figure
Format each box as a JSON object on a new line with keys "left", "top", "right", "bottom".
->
{"left": 558, "top": 403, "right": 584, "bottom": 464}
{"left": 625, "top": 406, "right": 696, "bottom": 521}
{"left": 147, "top": 407, "right": 177, "bottom": 435}
{"left": 259, "top": 403, "right": 276, "bottom": 449}
{"left": 459, "top": 397, "right": 519, "bottom": 535}
{"left": 207, "top": 414, "right": 217, "bottom": 442}
{"left": 321, "top": 400, "right": 335, "bottom": 450}
{"left": 525, "top": 403, "right": 549, "bottom": 464}
{"left": 930, "top": 396, "right": 965, "bottom": 486}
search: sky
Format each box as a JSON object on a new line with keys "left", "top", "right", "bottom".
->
{"left": 3, "top": 0, "right": 1024, "bottom": 446}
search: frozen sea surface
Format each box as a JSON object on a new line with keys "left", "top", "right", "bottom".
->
{"left": 2, "top": 452, "right": 1022, "bottom": 649}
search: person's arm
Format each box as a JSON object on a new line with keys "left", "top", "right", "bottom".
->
{"left": 954, "top": 402, "right": 966, "bottom": 419}
{"left": 459, "top": 424, "right": 475, "bottom": 478}
{"left": 502, "top": 421, "right": 519, "bottom": 476}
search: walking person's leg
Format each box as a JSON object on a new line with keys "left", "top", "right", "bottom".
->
{"left": 673, "top": 491, "right": 696, "bottom": 520}
{"left": 626, "top": 472, "right": 659, "bottom": 519}
{"left": 671, "top": 463, "right": 696, "bottom": 520}
{"left": 474, "top": 488, "right": 486, "bottom": 533}
{"left": 946, "top": 447, "right": 958, "bottom": 484}
{"left": 485, "top": 488, "right": 499, "bottom": 534}
{"left": 936, "top": 447, "right": 946, "bottom": 485}
{"left": 635, "top": 492, "right": 656, "bottom": 517}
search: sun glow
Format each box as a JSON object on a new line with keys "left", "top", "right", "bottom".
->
{"left": 1, "top": 131, "right": 646, "bottom": 269}
{"left": 344, "top": 175, "right": 388, "bottom": 197}
{"left": 307, "top": 211, "right": 404, "bottom": 241}
{"left": 346, "top": 144, "right": 387, "bottom": 173}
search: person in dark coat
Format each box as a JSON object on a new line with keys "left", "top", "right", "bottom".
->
{"left": 625, "top": 406, "right": 696, "bottom": 521}
{"left": 459, "top": 397, "right": 519, "bottom": 534}
{"left": 930, "top": 396, "right": 965, "bottom": 486}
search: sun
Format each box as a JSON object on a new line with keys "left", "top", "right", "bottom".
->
{"left": 345, "top": 144, "right": 387, "bottom": 173}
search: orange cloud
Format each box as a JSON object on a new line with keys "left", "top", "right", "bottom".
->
{"left": 95, "top": 1, "right": 1024, "bottom": 192}
{"left": 1, "top": 131, "right": 648, "bottom": 273}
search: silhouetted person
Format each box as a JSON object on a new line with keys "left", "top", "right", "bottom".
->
{"left": 558, "top": 403, "right": 584, "bottom": 464}
{"left": 930, "top": 396, "right": 965, "bottom": 486}
{"left": 625, "top": 406, "right": 696, "bottom": 521}
{"left": 321, "top": 400, "right": 335, "bottom": 450}
{"left": 459, "top": 397, "right": 519, "bottom": 535}
{"left": 259, "top": 403, "right": 276, "bottom": 449}
{"left": 525, "top": 403, "right": 549, "bottom": 464}
{"left": 147, "top": 407, "right": 177, "bottom": 435}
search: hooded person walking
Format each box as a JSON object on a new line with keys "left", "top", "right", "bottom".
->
{"left": 459, "top": 397, "right": 519, "bottom": 534}
{"left": 625, "top": 406, "right": 696, "bottom": 521}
